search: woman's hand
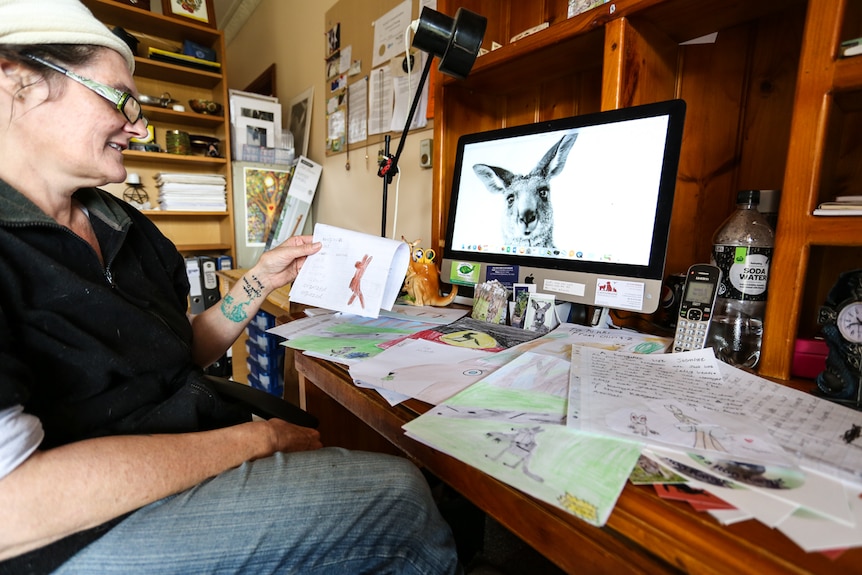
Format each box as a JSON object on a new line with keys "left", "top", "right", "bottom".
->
{"left": 251, "top": 235, "right": 322, "bottom": 294}
{"left": 259, "top": 419, "right": 323, "bottom": 456}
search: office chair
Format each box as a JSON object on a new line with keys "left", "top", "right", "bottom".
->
{"left": 205, "top": 375, "right": 318, "bottom": 428}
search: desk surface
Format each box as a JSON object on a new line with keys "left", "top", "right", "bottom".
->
{"left": 294, "top": 352, "right": 862, "bottom": 575}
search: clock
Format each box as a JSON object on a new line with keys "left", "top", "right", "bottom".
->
{"left": 837, "top": 302, "right": 862, "bottom": 343}
{"left": 816, "top": 269, "right": 862, "bottom": 407}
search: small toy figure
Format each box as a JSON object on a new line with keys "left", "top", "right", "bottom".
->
{"left": 400, "top": 238, "right": 458, "bottom": 307}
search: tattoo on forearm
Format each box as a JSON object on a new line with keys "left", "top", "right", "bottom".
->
{"left": 221, "top": 294, "right": 250, "bottom": 323}
{"left": 221, "top": 276, "right": 266, "bottom": 323}
{"left": 242, "top": 275, "right": 265, "bottom": 300}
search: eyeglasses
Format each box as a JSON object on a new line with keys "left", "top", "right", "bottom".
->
{"left": 25, "top": 54, "right": 148, "bottom": 128}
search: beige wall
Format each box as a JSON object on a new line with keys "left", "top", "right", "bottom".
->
{"left": 226, "top": 0, "right": 434, "bottom": 243}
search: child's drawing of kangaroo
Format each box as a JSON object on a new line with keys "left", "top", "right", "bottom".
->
{"left": 485, "top": 426, "right": 545, "bottom": 483}
{"left": 473, "top": 132, "right": 577, "bottom": 248}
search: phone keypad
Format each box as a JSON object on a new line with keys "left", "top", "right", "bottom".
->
{"left": 673, "top": 315, "right": 709, "bottom": 352}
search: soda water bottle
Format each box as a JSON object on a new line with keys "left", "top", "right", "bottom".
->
{"left": 706, "top": 190, "right": 775, "bottom": 370}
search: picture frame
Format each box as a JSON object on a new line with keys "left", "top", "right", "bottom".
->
{"left": 288, "top": 86, "right": 314, "bottom": 158}
{"left": 229, "top": 92, "right": 282, "bottom": 158}
{"left": 233, "top": 116, "right": 275, "bottom": 159}
{"left": 231, "top": 163, "right": 293, "bottom": 267}
{"left": 161, "top": 0, "right": 217, "bottom": 29}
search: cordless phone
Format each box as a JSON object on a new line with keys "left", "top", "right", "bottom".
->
{"left": 671, "top": 264, "right": 722, "bottom": 353}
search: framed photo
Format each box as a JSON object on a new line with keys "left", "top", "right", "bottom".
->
{"left": 234, "top": 116, "right": 275, "bottom": 158}
{"left": 288, "top": 86, "right": 314, "bottom": 158}
{"left": 161, "top": 0, "right": 216, "bottom": 29}
{"left": 229, "top": 92, "right": 282, "bottom": 158}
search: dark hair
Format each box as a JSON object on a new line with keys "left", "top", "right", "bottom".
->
{"left": 0, "top": 44, "right": 100, "bottom": 68}
{"left": 0, "top": 44, "right": 100, "bottom": 98}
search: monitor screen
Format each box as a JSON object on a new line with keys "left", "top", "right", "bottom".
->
{"left": 440, "top": 99, "right": 686, "bottom": 314}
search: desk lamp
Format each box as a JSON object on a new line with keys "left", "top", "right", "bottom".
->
{"left": 377, "top": 6, "right": 486, "bottom": 237}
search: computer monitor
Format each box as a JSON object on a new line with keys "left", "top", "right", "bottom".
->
{"left": 440, "top": 99, "right": 686, "bottom": 315}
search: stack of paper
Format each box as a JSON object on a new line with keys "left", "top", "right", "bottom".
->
{"left": 156, "top": 173, "right": 227, "bottom": 211}
{"left": 813, "top": 195, "right": 862, "bottom": 216}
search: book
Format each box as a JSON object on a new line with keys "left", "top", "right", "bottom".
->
{"left": 840, "top": 37, "right": 862, "bottom": 58}
{"left": 148, "top": 47, "right": 222, "bottom": 71}
{"left": 813, "top": 208, "right": 862, "bottom": 216}
{"left": 814, "top": 195, "right": 862, "bottom": 215}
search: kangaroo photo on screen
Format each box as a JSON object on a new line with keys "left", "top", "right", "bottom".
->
{"left": 472, "top": 132, "right": 577, "bottom": 248}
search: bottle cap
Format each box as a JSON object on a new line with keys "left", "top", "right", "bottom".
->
{"left": 737, "top": 189, "right": 760, "bottom": 205}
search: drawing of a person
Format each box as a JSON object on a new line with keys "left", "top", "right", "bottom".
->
{"left": 665, "top": 404, "right": 727, "bottom": 452}
{"left": 347, "top": 254, "right": 372, "bottom": 308}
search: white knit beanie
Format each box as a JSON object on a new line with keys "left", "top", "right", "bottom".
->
{"left": 0, "top": 0, "right": 135, "bottom": 72}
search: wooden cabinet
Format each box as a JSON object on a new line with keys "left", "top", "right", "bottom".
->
{"left": 761, "top": 0, "right": 862, "bottom": 380}
{"left": 83, "top": 0, "right": 235, "bottom": 259}
{"left": 432, "top": 0, "right": 859, "bottom": 384}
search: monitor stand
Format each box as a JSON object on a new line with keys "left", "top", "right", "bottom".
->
{"left": 588, "top": 307, "right": 617, "bottom": 330}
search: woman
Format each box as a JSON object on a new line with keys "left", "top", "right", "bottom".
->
{"left": 0, "top": 1, "right": 460, "bottom": 573}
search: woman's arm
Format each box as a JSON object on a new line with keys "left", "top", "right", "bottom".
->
{"left": 0, "top": 418, "right": 321, "bottom": 561}
{"left": 189, "top": 235, "right": 321, "bottom": 368}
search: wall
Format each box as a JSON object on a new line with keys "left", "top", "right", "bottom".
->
{"left": 225, "top": 0, "right": 434, "bottom": 243}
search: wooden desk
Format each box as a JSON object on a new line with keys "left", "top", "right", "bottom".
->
{"left": 295, "top": 352, "right": 862, "bottom": 575}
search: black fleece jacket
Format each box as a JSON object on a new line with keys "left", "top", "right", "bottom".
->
{"left": 0, "top": 180, "right": 248, "bottom": 574}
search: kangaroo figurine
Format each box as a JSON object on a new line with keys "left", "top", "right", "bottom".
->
{"left": 401, "top": 238, "right": 458, "bottom": 307}
{"left": 473, "top": 132, "right": 577, "bottom": 248}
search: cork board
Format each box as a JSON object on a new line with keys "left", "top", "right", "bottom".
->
{"left": 324, "top": 0, "right": 433, "bottom": 157}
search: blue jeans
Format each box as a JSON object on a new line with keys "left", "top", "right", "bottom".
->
{"left": 54, "top": 448, "right": 461, "bottom": 574}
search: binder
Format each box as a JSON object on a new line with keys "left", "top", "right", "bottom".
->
{"left": 185, "top": 257, "right": 205, "bottom": 314}
{"left": 198, "top": 255, "right": 220, "bottom": 310}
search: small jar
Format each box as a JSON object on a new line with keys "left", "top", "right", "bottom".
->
{"left": 166, "top": 130, "right": 191, "bottom": 155}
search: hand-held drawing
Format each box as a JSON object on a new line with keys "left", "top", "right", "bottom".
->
{"left": 473, "top": 132, "right": 577, "bottom": 248}
{"left": 347, "top": 254, "right": 372, "bottom": 308}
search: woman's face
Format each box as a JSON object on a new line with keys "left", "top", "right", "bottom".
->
{"left": 27, "top": 48, "right": 148, "bottom": 188}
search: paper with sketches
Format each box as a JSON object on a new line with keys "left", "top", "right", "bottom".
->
{"left": 270, "top": 313, "right": 434, "bottom": 365}
{"left": 289, "top": 223, "right": 409, "bottom": 318}
{"left": 643, "top": 445, "right": 857, "bottom": 529}
{"left": 404, "top": 352, "right": 641, "bottom": 526}
{"left": 480, "top": 322, "right": 671, "bottom": 368}
{"left": 379, "top": 304, "right": 469, "bottom": 325}
{"left": 570, "top": 347, "right": 792, "bottom": 466}
{"left": 349, "top": 339, "right": 493, "bottom": 405}
{"left": 715, "top": 362, "right": 862, "bottom": 488}
{"left": 642, "top": 447, "right": 797, "bottom": 527}
{"left": 381, "top": 316, "right": 543, "bottom": 352}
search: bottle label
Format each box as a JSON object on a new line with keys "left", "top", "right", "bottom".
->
{"left": 712, "top": 245, "right": 772, "bottom": 301}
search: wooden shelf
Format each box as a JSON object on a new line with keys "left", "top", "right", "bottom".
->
{"left": 84, "top": 0, "right": 221, "bottom": 46}
{"left": 82, "top": 0, "right": 235, "bottom": 263}
{"left": 122, "top": 150, "right": 227, "bottom": 167}
{"left": 174, "top": 243, "right": 233, "bottom": 253}
{"left": 134, "top": 58, "right": 223, "bottom": 88}
{"left": 143, "top": 210, "right": 230, "bottom": 218}
{"left": 141, "top": 105, "right": 225, "bottom": 129}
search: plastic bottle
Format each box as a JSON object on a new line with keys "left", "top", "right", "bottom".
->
{"left": 706, "top": 190, "right": 775, "bottom": 370}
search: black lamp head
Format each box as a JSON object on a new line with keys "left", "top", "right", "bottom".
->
{"left": 412, "top": 7, "right": 487, "bottom": 80}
